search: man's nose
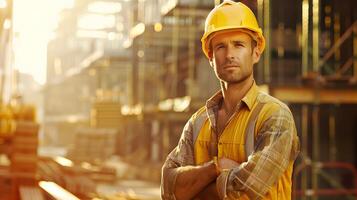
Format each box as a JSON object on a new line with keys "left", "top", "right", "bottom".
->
{"left": 226, "top": 44, "right": 235, "bottom": 60}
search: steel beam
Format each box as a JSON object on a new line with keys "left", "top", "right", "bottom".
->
{"left": 271, "top": 86, "right": 357, "bottom": 104}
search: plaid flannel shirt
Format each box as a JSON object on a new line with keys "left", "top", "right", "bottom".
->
{"left": 161, "top": 83, "right": 300, "bottom": 200}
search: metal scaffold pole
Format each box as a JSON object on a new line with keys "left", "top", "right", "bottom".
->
{"left": 187, "top": 6, "right": 196, "bottom": 98}
{"left": 333, "top": 13, "right": 341, "bottom": 71}
{"left": 162, "top": 121, "right": 170, "bottom": 160}
{"left": 312, "top": 0, "right": 319, "bottom": 73}
{"left": 171, "top": 9, "right": 179, "bottom": 97}
{"left": 302, "top": 0, "right": 309, "bottom": 76}
{"left": 312, "top": 0, "right": 320, "bottom": 195}
{"left": 353, "top": 22, "right": 357, "bottom": 80}
{"left": 263, "top": 0, "right": 271, "bottom": 83}
{"left": 312, "top": 104, "right": 320, "bottom": 200}
{"left": 257, "top": 0, "right": 264, "bottom": 83}
{"left": 329, "top": 106, "right": 337, "bottom": 162}
{"left": 301, "top": 105, "right": 309, "bottom": 200}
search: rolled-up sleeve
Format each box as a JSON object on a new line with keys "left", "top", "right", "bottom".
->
{"left": 216, "top": 106, "right": 300, "bottom": 199}
{"left": 161, "top": 120, "right": 195, "bottom": 200}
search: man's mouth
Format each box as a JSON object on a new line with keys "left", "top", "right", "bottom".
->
{"left": 224, "top": 65, "right": 239, "bottom": 69}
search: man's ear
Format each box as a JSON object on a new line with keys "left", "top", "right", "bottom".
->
{"left": 252, "top": 46, "right": 261, "bottom": 64}
{"left": 208, "top": 51, "right": 214, "bottom": 67}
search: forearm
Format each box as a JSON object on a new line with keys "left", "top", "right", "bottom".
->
{"left": 194, "top": 182, "right": 219, "bottom": 200}
{"left": 216, "top": 109, "right": 300, "bottom": 199}
{"left": 175, "top": 162, "right": 217, "bottom": 200}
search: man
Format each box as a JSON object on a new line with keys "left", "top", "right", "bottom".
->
{"left": 161, "top": 1, "right": 300, "bottom": 199}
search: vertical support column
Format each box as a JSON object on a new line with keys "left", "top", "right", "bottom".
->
{"left": 312, "top": 1, "right": 321, "bottom": 194}
{"left": 187, "top": 9, "right": 196, "bottom": 98}
{"left": 328, "top": 105, "right": 337, "bottom": 161}
{"left": 302, "top": 0, "right": 309, "bottom": 76}
{"left": 333, "top": 13, "right": 341, "bottom": 71}
{"left": 353, "top": 22, "right": 357, "bottom": 79}
{"left": 171, "top": 9, "right": 179, "bottom": 97}
{"left": 130, "top": 3, "right": 139, "bottom": 105}
{"left": 162, "top": 120, "right": 170, "bottom": 160}
{"left": 127, "top": 62, "right": 133, "bottom": 105}
{"left": 257, "top": 0, "right": 264, "bottom": 83}
{"left": 159, "top": 45, "right": 166, "bottom": 100}
{"left": 301, "top": 105, "right": 309, "bottom": 200}
{"left": 257, "top": 0, "right": 264, "bottom": 31}
{"left": 139, "top": 29, "right": 148, "bottom": 105}
{"left": 151, "top": 120, "right": 160, "bottom": 162}
{"left": 263, "top": 0, "right": 271, "bottom": 83}
{"left": 312, "top": 0, "right": 319, "bottom": 73}
{"left": 126, "top": 123, "right": 134, "bottom": 155}
{"left": 12, "top": 68, "right": 19, "bottom": 97}
{"left": 131, "top": 40, "right": 139, "bottom": 105}
{"left": 0, "top": 0, "right": 13, "bottom": 103}
{"left": 0, "top": 28, "right": 7, "bottom": 103}
{"left": 312, "top": 105, "right": 320, "bottom": 200}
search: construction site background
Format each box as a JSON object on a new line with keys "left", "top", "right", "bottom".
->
{"left": 0, "top": 0, "right": 357, "bottom": 199}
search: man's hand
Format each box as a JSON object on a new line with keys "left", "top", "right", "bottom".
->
{"left": 217, "top": 157, "right": 240, "bottom": 172}
{"left": 174, "top": 161, "right": 218, "bottom": 200}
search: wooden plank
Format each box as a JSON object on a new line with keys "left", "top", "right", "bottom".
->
{"left": 19, "top": 186, "right": 45, "bottom": 200}
{"left": 14, "top": 121, "right": 40, "bottom": 135}
{"left": 11, "top": 153, "right": 38, "bottom": 173}
{"left": 270, "top": 86, "right": 357, "bottom": 104}
{"left": 12, "top": 145, "right": 38, "bottom": 154}
{"left": 39, "top": 181, "right": 80, "bottom": 200}
{"left": 13, "top": 137, "right": 38, "bottom": 147}
{"left": 0, "top": 171, "right": 14, "bottom": 200}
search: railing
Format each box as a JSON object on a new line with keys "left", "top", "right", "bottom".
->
{"left": 319, "top": 20, "right": 357, "bottom": 79}
{"left": 293, "top": 161, "right": 357, "bottom": 200}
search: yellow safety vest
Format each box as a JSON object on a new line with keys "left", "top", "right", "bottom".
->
{"left": 191, "top": 90, "right": 294, "bottom": 199}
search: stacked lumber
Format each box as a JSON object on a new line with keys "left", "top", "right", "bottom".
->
{"left": 11, "top": 121, "right": 39, "bottom": 174}
{"left": 68, "top": 128, "right": 117, "bottom": 162}
{"left": 10, "top": 120, "right": 42, "bottom": 199}
{"left": 0, "top": 103, "right": 41, "bottom": 199}
{"left": 0, "top": 168, "right": 14, "bottom": 200}
{"left": 19, "top": 186, "right": 44, "bottom": 200}
{"left": 37, "top": 157, "right": 64, "bottom": 185}
{"left": 91, "top": 101, "right": 121, "bottom": 128}
{"left": 38, "top": 157, "right": 97, "bottom": 198}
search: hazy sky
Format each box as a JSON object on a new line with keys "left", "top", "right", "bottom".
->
{"left": 13, "top": 0, "right": 73, "bottom": 84}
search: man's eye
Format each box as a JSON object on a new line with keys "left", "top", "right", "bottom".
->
{"left": 216, "top": 45, "right": 225, "bottom": 49}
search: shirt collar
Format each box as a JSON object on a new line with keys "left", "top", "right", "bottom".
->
{"left": 241, "top": 82, "right": 259, "bottom": 111}
{"left": 206, "top": 81, "right": 259, "bottom": 111}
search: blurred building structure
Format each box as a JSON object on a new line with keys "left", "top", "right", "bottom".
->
{"left": 1, "top": 1, "right": 46, "bottom": 199}
{"left": 41, "top": 0, "right": 357, "bottom": 199}
{"left": 45, "top": 0, "right": 132, "bottom": 146}
{"left": 0, "top": 0, "right": 13, "bottom": 103}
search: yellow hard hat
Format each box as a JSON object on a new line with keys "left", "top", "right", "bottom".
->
{"left": 201, "top": 0, "right": 265, "bottom": 58}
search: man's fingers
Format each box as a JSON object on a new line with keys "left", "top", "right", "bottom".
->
{"left": 218, "top": 157, "right": 240, "bottom": 169}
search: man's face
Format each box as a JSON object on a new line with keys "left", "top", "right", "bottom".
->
{"left": 209, "top": 30, "right": 261, "bottom": 84}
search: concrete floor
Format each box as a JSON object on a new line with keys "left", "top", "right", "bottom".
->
{"left": 96, "top": 180, "right": 161, "bottom": 200}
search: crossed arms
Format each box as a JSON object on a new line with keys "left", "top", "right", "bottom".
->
{"left": 161, "top": 108, "right": 300, "bottom": 200}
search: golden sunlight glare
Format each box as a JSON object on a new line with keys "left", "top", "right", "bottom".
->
{"left": 39, "top": 181, "right": 80, "bottom": 200}
{"left": 87, "top": 1, "right": 122, "bottom": 14}
{"left": 0, "top": 0, "right": 6, "bottom": 8}
{"left": 13, "top": 0, "right": 74, "bottom": 85}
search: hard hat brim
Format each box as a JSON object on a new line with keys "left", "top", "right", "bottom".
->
{"left": 201, "top": 27, "right": 265, "bottom": 58}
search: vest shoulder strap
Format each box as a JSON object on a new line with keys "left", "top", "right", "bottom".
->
{"left": 192, "top": 111, "right": 208, "bottom": 145}
{"left": 244, "top": 102, "right": 265, "bottom": 158}
{"left": 192, "top": 101, "right": 265, "bottom": 158}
